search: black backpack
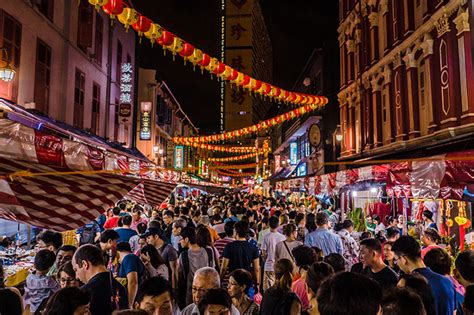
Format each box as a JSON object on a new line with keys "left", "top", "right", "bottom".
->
{"left": 79, "top": 222, "right": 98, "bottom": 245}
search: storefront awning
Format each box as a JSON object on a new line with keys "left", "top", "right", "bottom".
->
{"left": 0, "top": 157, "right": 176, "bottom": 231}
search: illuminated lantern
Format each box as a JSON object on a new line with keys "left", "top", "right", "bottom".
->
{"left": 284, "top": 112, "right": 291, "bottom": 120}
{"left": 275, "top": 116, "right": 281, "bottom": 123}
{"left": 188, "top": 49, "right": 203, "bottom": 66}
{"left": 144, "top": 23, "right": 163, "bottom": 46}
{"left": 289, "top": 93, "right": 296, "bottom": 102}
{"left": 228, "top": 69, "right": 238, "bottom": 81}
{"left": 284, "top": 91, "right": 290, "bottom": 101}
{"left": 257, "top": 124, "right": 262, "bottom": 130}
{"left": 253, "top": 80, "right": 262, "bottom": 91}
{"left": 117, "top": 8, "right": 138, "bottom": 31}
{"left": 102, "top": 0, "right": 124, "bottom": 19}
{"left": 222, "top": 66, "right": 233, "bottom": 79}
{"left": 295, "top": 93, "right": 302, "bottom": 103}
{"left": 242, "top": 75, "right": 250, "bottom": 87}
{"left": 89, "top": 0, "right": 108, "bottom": 10}
{"left": 179, "top": 42, "right": 194, "bottom": 57}
{"left": 160, "top": 31, "right": 175, "bottom": 47}
{"left": 132, "top": 15, "right": 152, "bottom": 39}
{"left": 263, "top": 83, "right": 271, "bottom": 95}
{"left": 199, "top": 54, "right": 211, "bottom": 68}
{"left": 213, "top": 61, "right": 226, "bottom": 75}
{"left": 169, "top": 37, "right": 184, "bottom": 56}
{"left": 233, "top": 72, "right": 245, "bottom": 85}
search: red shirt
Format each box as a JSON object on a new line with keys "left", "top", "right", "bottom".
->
{"left": 104, "top": 217, "right": 119, "bottom": 229}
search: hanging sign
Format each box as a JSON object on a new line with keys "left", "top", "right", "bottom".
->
{"left": 174, "top": 145, "right": 184, "bottom": 170}
{"left": 119, "top": 62, "right": 133, "bottom": 118}
{"left": 290, "top": 142, "right": 298, "bottom": 165}
{"left": 140, "top": 101, "right": 152, "bottom": 140}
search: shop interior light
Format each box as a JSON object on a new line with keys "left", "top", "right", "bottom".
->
{"left": 153, "top": 146, "right": 159, "bottom": 153}
{"left": 370, "top": 187, "right": 378, "bottom": 193}
{"left": 0, "top": 48, "right": 15, "bottom": 82}
{"left": 352, "top": 191, "right": 358, "bottom": 197}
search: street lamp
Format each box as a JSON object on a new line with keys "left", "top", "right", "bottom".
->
{"left": 158, "top": 148, "right": 164, "bottom": 155}
{"left": 0, "top": 48, "right": 15, "bottom": 82}
{"left": 153, "top": 146, "right": 159, "bottom": 153}
{"left": 335, "top": 125, "right": 343, "bottom": 142}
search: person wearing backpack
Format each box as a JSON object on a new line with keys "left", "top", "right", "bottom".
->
{"left": 76, "top": 220, "right": 101, "bottom": 246}
{"left": 116, "top": 241, "right": 146, "bottom": 308}
{"left": 177, "top": 226, "right": 215, "bottom": 310}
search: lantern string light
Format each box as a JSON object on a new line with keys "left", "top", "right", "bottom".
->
{"left": 207, "top": 150, "right": 268, "bottom": 162}
{"left": 182, "top": 142, "right": 257, "bottom": 153}
{"left": 173, "top": 101, "right": 324, "bottom": 144}
{"left": 93, "top": 1, "right": 329, "bottom": 109}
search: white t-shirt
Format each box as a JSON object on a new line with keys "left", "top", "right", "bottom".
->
{"left": 262, "top": 231, "right": 286, "bottom": 272}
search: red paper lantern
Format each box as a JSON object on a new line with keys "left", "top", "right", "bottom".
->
{"left": 284, "top": 91, "right": 290, "bottom": 100}
{"left": 160, "top": 31, "right": 175, "bottom": 47}
{"left": 263, "top": 84, "right": 271, "bottom": 95}
{"left": 179, "top": 42, "right": 195, "bottom": 57}
{"left": 199, "top": 54, "right": 211, "bottom": 67}
{"left": 102, "top": 0, "right": 124, "bottom": 18}
{"left": 228, "top": 69, "right": 238, "bottom": 81}
{"left": 242, "top": 75, "right": 250, "bottom": 86}
{"left": 213, "top": 62, "right": 226, "bottom": 75}
{"left": 289, "top": 93, "right": 296, "bottom": 102}
{"left": 132, "top": 15, "right": 152, "bottom": 37}
{"left": 253, "top": 80, "right": 262, "bottom": 91}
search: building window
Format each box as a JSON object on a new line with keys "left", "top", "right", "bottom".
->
{"left": 114, "top": 98, "right": 119, "bottom": 141}
{"left": 391, "top": 0, "right": 399, "bottom": 42}
{"left": 116, "top": 40, "right": 122, "bottom": 82}
{"left": 94, "top": 13, "right": 103, "bottom": 66}
{"left": 74, "top": 69, "right": 85, "bottom": 128}
{"left": 36, "top": 0, "right": 54, "bottom": 22}
{"left": 77, "top": 0, "right": 93, "bottom": 52}
{"left": 91, "top": 83, "right": 100, "bottom": 135}
{"left": 34, "top": 39, "right": 51, "bottom": 115}
{"left": 1, "top": 11, "right": 22, "bottom": 68}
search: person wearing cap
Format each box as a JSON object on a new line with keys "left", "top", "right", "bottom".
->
{"left": 143, "top": 227, "right": 179, "bottom": 289}
{"left": 422, "top": 210, "right": 438, "bottom": 231}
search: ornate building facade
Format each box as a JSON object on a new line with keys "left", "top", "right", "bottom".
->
{"left": 338, "top": 0, "right": 474, "bottom": 159}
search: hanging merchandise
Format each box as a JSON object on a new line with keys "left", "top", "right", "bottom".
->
{"left": 173, "top": 101, "right": 325, "bottom": 144}
{"left": 456, "top": 201, "right": 471, "bottom": 250}
{"left": 445, "top": 200, "right": 453, "bottom": 235}
{"left": 93, "top": 1, "right": 329, "bottom": 109}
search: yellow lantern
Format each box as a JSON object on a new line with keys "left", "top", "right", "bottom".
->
{"left": 89, "top": 0, "right": 108, "bottom": 10}
{"left": 118, "top": 8, "right": 138, "bottom": 31}
{"left": 144, "top": 23, "right": 163, "bottom": 46}
{"left": 222, "top": 66, "right": 233, "bottom": 79}
{"left": 248, "top": 78, "right": 257, "bottom": 90}
{"left": 206, "top": 57, "right": 219, "bottom": 72}
{"left": 234, "top": 72, "right": 245, "bottom": 85}
{"left": 188, "top": 49, "right": 203, "bottom": 66}
{"left": 169, "top": 37, "right": 184, "bottom": 55}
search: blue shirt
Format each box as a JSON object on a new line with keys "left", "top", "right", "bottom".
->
{"left": 119, "top": 253, "right": 145, "bottom": 280}
{"left": 304, "top": 228, "right": 343, "bottom": 256}
{"left": 115, "top": 227, "right": 137, "bottom": 243}
{"left": 414, "top": 268, "right": 456, "bottom": 315}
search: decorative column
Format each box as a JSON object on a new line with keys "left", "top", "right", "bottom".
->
{"left": 392, "top": 53, "right": 407, "bottom": 141}
{"left": 368, "top": 11, "right": 380, "bottom": 63}
{"left": 346, "top": 38, "right": 356, "bottom": 82}
{"left": 339, "top": 32, "right": 347, "bottom": 87}
{"left": 371, "top": 77, "right": 383, "bottom": 147}
{"left": 348, "top": 97, "right": 356, "bottom": 155}
{"left": 454, "top": 9, "right": 474, "bottom": 124}
{"left": 420, "top": 33, "right": 438, "bottom": 133}
{"left": 380, "top": 0, "right": 391, "bottom": 53}
{"left": 338, "top": 93, "right": 349, "bottom": 156}
{"left": 402, "top": 51, "right": 421, "bottom": 139}
{"left": 363, "top": 78, "right": 373, "bottom": 149}
{"left": 435, "top": 11, "right": 461, "bottom": 129}
{"left": 382, "top": 65, "right": 395, "bottom": 144}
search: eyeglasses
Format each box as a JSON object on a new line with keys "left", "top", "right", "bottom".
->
{"left": 192, "top": 286, "right": 207, "bottom": 295}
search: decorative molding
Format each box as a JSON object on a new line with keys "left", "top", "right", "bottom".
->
{"left": 434, "top": 8, "right": 451, "bottom": 38}
{"left": 382, "top": 65, "right": 392, "bottom": 83}
{"left": 453, "top": 9, "right": 470, "bottom": 35}
{"left": 393, "top": 52, "right": 403, "bottom": 69}
{"left": 363, "top": 77, "right": 371, "bottom": 90}
{"left": 355, "top": 29, "right": 362, "bottom": 44}
{"left": 421, "top": 34, "right": 434, "bottom": 57}
{"left": 402, "top": 52, "right": 417, "bottom": 68}
{"left": 346, "top": 39, "right": 356, "bottom": 53}
{"left": 368, "top": 12, "right": 379, "bottom": 28}
{"left": 370, "top": 78, "right": 382, "bottom": 92}
{"left": 379, "top": 0, "right": 389, "bottom": 15}
{"left": 338, "top": 32, "right": 346, "bottom": 46}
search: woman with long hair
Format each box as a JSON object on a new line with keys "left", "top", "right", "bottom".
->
{"left": 196, "top": 225, "right": 220, "bottom": 271}
{"left": 43, "top": 287, "right": 91, "bottom": 315}
{"left": 260, "top": 259, "right": 301, "bottom": 315}
{"left": 228, "top": 269, "right": 259, "bottom": 315}
{"left": 139, "top": 244, "right": 169, "bottom": 281}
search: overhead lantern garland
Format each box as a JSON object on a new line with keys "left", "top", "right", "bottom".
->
{"left": 173, "top": 101, "right": 326, "bottom": 144}
{"left": 94, "top": 1, "right": 329, "bottom": 109}
{"left": 207, "top": 152, "right": 264, "bottom": 163}
{"left": 184, "top": 142, "right": 258, "bottom": 153}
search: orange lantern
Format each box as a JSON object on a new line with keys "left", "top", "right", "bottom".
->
{"left": 132, "top": 15, "right": 152, "bottom": 38}
{"left": 117, "top": 8, "right": 138, "bottom": 31}
{"left": 253, "top": 80, "right": 262, "bottom": 91}
{"left": 263, "top": 83, "right": 271, "bottom": 95}
{"left": 144, "top": 23, "right": 163, "bottom": 46}
{"left": 102, "top": 0, "right": 124, "bottom": 19}
{"left": 89, "top": 0, "right": 108, "bottom": 10}
{"left": 242, "top": 75, "right": 250, "bottom": 87}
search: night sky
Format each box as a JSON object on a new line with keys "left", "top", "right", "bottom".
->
{"left": 134, "top": 0, "right": 339, "bottom": 133}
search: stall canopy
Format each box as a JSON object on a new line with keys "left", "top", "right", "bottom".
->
{"left": 0, "top": 99, "right": 176, "bottom": 231}
{"left": 277, "top": 150, "right": 474, "bottom": 201}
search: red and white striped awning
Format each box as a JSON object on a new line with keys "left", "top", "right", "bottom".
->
{"left": 0, "top": 158, "right": 176, "bottom": 231}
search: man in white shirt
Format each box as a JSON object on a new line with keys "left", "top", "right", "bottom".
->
{"left": 262, "top": 216, "right": 286, "bottom": 291}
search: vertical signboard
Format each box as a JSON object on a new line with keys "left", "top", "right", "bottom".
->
{"left": 139, "top": 101, "right": 151, "bottom": 140}
{"left": 290, "top": 142, "right": 298, "bottom": 165}
{"left": 174, "top": 146, "right": 184, "bottom": 170}
{"left": 119, "top": 62, "right": 133, "bottom": 118}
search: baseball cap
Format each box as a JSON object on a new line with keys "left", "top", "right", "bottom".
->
{"left": 141, "top": 227, "right": 163, "bottom": 239}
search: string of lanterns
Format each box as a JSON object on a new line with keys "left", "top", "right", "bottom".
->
{"left": 207, "top": 152, "right": 264, "bottom": 162}
{"left": 217, "top": 170, "right": 254, "bottom": 177}
{"left": 182, "top": 142, "right": 257, "bottom": 153}
{"left": 89, "top": 0, "right": 329, "bottom": 109}
{"left": 173, "top": 102, "right": 324, "bottom": 144}
{"left": 208, "top": 163, "right": 257, "bottom": 170}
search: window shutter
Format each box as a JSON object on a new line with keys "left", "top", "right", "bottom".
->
{"left": 78, "top": 3, "right": 93, "bottom": 49}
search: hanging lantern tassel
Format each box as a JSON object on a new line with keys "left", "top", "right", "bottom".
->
{"left": 89, "top": 0, "right": 108, "bottom": 11}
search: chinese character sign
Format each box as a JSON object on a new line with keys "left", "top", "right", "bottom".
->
{"left": 174, "top": 146, "right": 184, "bottom": 170}
{"left": 140, "top": 101, "right": 151, "bottom": 140}
{"left": 290, "top": 142, "right": 298, "bottom": 165}
{"left": 120, "top": 62, "right": 133, "bottom": 118}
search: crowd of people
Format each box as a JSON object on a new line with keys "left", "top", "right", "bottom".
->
{"left": 1, "top": 193, "right": 474, "bottom": 315}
